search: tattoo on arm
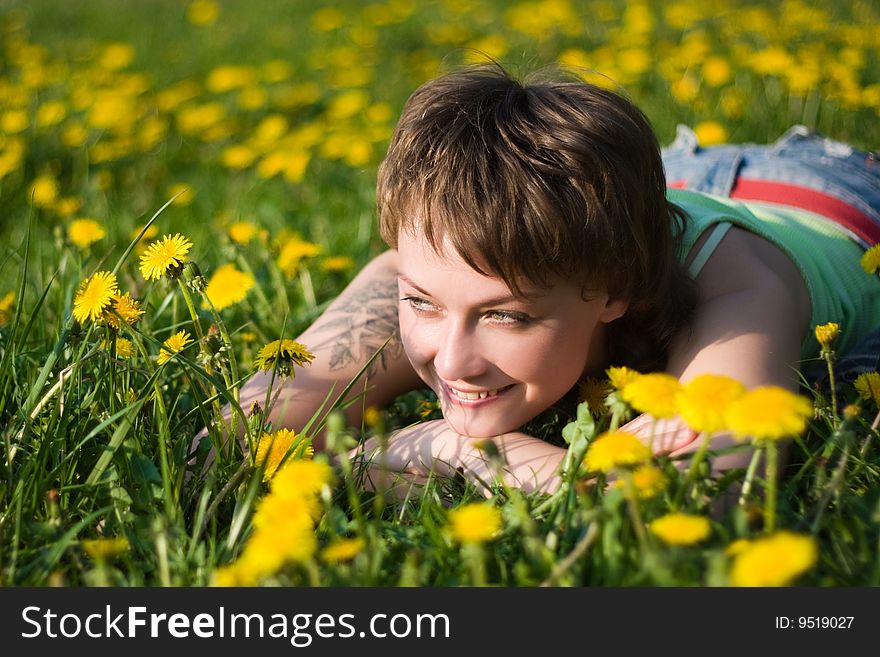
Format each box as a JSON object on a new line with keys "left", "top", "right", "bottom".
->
{"left": 309, "top": 279, "right": 403, "bottom": 377}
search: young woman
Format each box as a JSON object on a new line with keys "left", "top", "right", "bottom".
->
{"left": 228, "top": 64, "right": 880, "bottom": 495}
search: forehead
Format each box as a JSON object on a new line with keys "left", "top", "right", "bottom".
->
{"left": 396, "top": 229, "right": 567, "bottom": 302}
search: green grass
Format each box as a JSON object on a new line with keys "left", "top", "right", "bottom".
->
{"left": 0, "top": 0, "right": 879, "bottom": 587}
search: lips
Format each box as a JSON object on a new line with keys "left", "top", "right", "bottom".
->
{"left": 443, "top": 383, "right": 513, "bottom": 405}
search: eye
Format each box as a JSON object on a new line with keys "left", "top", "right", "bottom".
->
{"left": 485, "top": 310, "right": 531, "bottom": 325}
{"left": 401, "top": 296, "right": 438, "bottom": 315}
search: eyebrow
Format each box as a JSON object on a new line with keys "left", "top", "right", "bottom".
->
{"left": 397, "top": 272, "right": 546, "bottom": 306}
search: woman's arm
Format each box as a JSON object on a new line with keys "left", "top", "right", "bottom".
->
{"left": 355, "top": 419, "right": 565, "bottom": 496}
{"left": 198, "top": 250, "right": 423, "bottom": 456}
{"left": 624, "top": 225, "right": 812, "bottom": 471}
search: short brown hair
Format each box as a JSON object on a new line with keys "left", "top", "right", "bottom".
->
{"left": 377, "top": 64, "right": 696, "bottom": 372}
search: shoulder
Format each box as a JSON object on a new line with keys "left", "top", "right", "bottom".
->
{"left": 694, "top": 225, "right": 811, "bottom": 334}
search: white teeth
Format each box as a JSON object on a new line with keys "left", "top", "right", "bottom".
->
{"left": 451, "top": 388, "right": 500, "bottom": 400}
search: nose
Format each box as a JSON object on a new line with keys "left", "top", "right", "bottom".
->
{"left": 432, "top": 318, "right": 487, "bottom": 382}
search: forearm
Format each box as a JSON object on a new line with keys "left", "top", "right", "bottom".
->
{"left": 357, "top": 420, "right": 566, "bottom": 495}
{"left": 197, "top": 250, "right": 421, "bottom": 456}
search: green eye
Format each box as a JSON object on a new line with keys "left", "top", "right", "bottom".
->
{"left": 487, "top": 310, "right": 530, "bottom": 324}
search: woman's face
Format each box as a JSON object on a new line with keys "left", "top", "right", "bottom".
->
{"left": 396, "top": 231, "right": 628, "bottom": 437}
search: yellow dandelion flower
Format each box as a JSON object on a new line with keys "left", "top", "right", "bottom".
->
{"left": 613, "top": 464, "right": 668, "bottom": 499}
{"left": 854, "top": 372, "right": 880, "bottom": 406}
{"left": 578, "top": 377, "right": 611, "bottom": 414}
{"left": 622, "top": 372, "right": 682, "bottom": 419}
{"left": 99, "top": 43, "right": 134, "bottom": 70}
{"left": 102, "top": 337, "right": 135, "bottom": 359}
{"left": 860, "top": 243, "right": 880, "bottom": 275}
{"left": 254, "top": 428, "right": 313, "bottom": 481}
{"left": 139, "top": 233, "right": 193, "bottom": 280}
{"left": 73, "top": 271, "right": 118, "bottom": 324}
{"left": 814, "top": 322, "right": 840, "bottom": 351}
{"left": 320, "top": 255, "right": 356, "bottom": 272}
{"left": 30, "top": 174, "right": 59, "bottom": 208}
{"left": 253, "top": 338, "right": 314, "bottom": 378}
{"left": 676, "top": 373, "right": 746, "bottom": 434}
{"left": 725, "top": 386, "right": 813, "bottom": 442}
{"left": 606, "top": 365, "right": 640, "bottom": 391}
{"left": 187, "top": 0, "right": 220, "bottom": 25}
{"left": 202, "top": 263, "right": 255, "bottom": 311}
{"left": 729, "top": 531, "right": 817, "bottom": 587}
{"left": 55, "top": 196, "right": 82, "bottom": 217}
{"left": 363, "top": 407, "right": 384, "bottom": 431}
{"left": 649, "top": 512, "right": 711, "bottom": 546}
{"left": 702, "top": 56, "right": 732, "bottom": 87}
{"left": 276, "top": 237, "right": 321, "bottom": 278}
{"left": 167, "top": 183, "right": 194, "bottom": 206}
{"left": 693, "top": 120, "right": 728, "bottom": 146}
{"left": 252, "top": 489, "right": 320, "bottom": 533}
{"left": 102, "top": 292, "right": 144, "bottom": 329}
{"left": 227, "top": 221, "right": 259, "bottom": 245}
{"left": 131, "top": 224, "right": 159, "bottom": 242}
{"left": 212, "top": 563, "right": 249, "bottom": 587}
{"left": 583, "top": 430, "right": 651, "bottom": 473}
{"left": 245, "top": 512, "right": 318, "bottom": 566}
{"left": 81, "top": 536, "right": 129, "bottom": 561}
{"left": 67, "top": 219, "right": 107, "bottom": 249}
{"left": 222, "top": 144, "right": 257, "bottom": 169}
{"left": 270, "top": 459, "right": 333, "bottom": 500}
{"left": 0, "top": 291, "right": 15, "bottom": 327}
{"left": 2, "top": 109, "right": 28, "bottom": 134}
{"left": 725, "top": 538, "right": 752, "bottom": 557}
{"left": 320, "top": 538, "right": 365, "bottom": 564}
{"left": 157, "top": 330, "right": 192, "bottom": 365}
{"left": 448, "top": 503, "right": 502, "bottom": 544}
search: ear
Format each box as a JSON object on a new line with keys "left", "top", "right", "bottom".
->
{"left": 598, "top": 298, "right": 629, "bottom": 323}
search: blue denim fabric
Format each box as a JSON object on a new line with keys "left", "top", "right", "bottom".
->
{"left": 662, "top": 125, "right": 880, "bottom": 389}
{"left": 661, "top": 124, "right": 880, "bottom": 244}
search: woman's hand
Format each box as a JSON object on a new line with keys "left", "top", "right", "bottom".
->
{"left": 352, "top": 419, "right": 565, "bottom": 497}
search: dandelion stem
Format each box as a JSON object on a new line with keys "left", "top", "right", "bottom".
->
{"left": 858, "top": 410, "right": 880, "bottom": 459}
{"left": 464, "top": 543, "right": 488, "bottom": 586}
{"left": 176, "top": 279, "right": 205, "bottom": 344}
{"left": 823, "top": 350, "right": 839, "bottom": 427}
{"left": 539, "top": 522, "right": 598, "bottom": 587}
{"left": 622, "top": 470, "right": 650, "bottom": 553}
{"left": 674, "top": 431, "right": 711, "bottom": 509}
{"left": 764, "top": 441, "right": 778, "bottom": 533}
{"left": 128, "top": 330, "right": 178, "bottom": 519}
{"left": 298, "top": 267, "right": 317, "bottom": 312}
{"left": 738, "top": 446, "right": 763, "bottom": 507}
{"left": 235, "top": 253, "right": 273, "bottom": 320}
{"left": 196, "top": 458, "right": 252, "bottom": 544}
{"left": 811, "top": 443, "right": 850, "bottom": 533}
{"left": 201, "top": 292, "right": 242, "bottom": 441}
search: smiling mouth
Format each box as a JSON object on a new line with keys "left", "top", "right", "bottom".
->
{"left": 444, "top": 384, "right": 513, "bottom": 403}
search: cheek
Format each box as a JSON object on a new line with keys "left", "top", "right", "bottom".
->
{"left": 510, "top": 328, "right": 592, "bottom": 389}
{"left": 398, "top": 311, "right": 432, "bottom": 368}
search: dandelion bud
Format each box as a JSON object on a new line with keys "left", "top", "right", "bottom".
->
{"left": 842, "top": 404, "right": 860, "bottom": 419}
{"left": 205, "top": 324, "right": 224, "bottom": 354}
{"left": 814, "top": 322, "right": 840, "bottom": 351}
{"left": 186, "top": 262, "right": 207, "bottom": 291}
{"left": 472, "top": 438, "right": 502, "bottom": 460}
{"left": 166, "top": 260, "right": 186, "bottom": 280}
{"left": 363, "top": 406, "right": 383, "bottom": 431}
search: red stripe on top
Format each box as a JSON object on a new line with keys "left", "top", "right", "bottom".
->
{"left": 668, "top": 178, "right": 880, "bottom": 246}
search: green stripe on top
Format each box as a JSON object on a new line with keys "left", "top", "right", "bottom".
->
{"left": 668, "top": 187, "right": 880, "bottom": 365}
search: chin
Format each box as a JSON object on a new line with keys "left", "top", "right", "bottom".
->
{"left": 442, "top": 413, "right": 522, "bottom": 439}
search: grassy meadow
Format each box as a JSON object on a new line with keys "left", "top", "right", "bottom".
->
{"left": 1, "top": 0, "right": 880, "bottom": 587}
